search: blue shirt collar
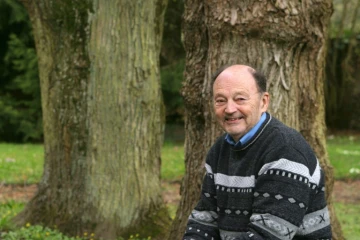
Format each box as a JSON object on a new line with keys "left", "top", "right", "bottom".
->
{"left": 225, "top": 112, "right": 267, "bottom": 147}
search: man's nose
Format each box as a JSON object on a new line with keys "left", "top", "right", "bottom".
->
{"left": 225, "top": 100, "right": 237, "bottom": 113}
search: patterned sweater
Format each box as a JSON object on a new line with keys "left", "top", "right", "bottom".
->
{"left": 183, "top": 113, "right": 332, "bottom": 240}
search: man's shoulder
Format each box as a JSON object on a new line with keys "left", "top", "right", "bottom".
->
{"left": 265, "top": 117, "right": 310, "bottom": 146}
{"left": 262, "top": 117, "right": 318, "bottom": 171}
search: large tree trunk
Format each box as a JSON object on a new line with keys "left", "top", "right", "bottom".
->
{"left": 14, "top": 1, "right": 170, "bottom": 239}
{"left": 168, "top": 1, "right": 343, "bottom": 240}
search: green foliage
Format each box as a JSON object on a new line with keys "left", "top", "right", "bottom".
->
{"left": 161, "top": 0, "right": 184, "bottom": 65}
{"left": 1, "top": 224, "right": 93, "bottom": 240}
{"left": 0, "top": 0, "right": 187, "bottom": 141}
{"left": 1, "top": 0, "right": 359, "bottom": 141}
{"left": 0, "top": 202, "right": 152, "bottom": 240}
{"left": 330, "top": 0, "right": 360, "bottom": 38}
{"left": 0, "top": 0, "right": 30, "bottom": 30}
{"left": 0, "top": 201, "right": 151, "bottom": 239}
{"left": 325, "top": 38, "right": 360, "bottom": 130}
{"left": 161, "top": 60, "right": 185, "bottom": 123}
{"left": 0, "top": 0, "right": 42, "bottom": 142}
{"left": 2, "top": 34, "right": 42, "bottom": 142}
{"left": 119, "top": 235, "right": 152, "bottom": 240}
{"left": 0, "top": 200, "right": 24, "bottom": 231}
{"left": 160, "top": 0, "right": 185, "bottom": 124}
{"left": 325, "top": 0, "right": 360, "bottom": 131}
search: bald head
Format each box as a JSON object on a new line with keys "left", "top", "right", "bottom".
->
{"left": 212, "top": 64, "right": 267, "bottom": 94}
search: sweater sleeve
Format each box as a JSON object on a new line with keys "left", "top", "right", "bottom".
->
{"left": 183, "top": 154, "right": 221, "bottom": 240}
{"left": 229, "top": 150, "right": 332, "bottom": 240}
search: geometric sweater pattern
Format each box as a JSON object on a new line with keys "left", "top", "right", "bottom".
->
{"left": 183, "top": 113, "right": 332, "bottom": 240}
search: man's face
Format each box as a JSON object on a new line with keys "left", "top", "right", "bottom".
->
{"left": 213, "top": 66, "right": 269, "bottom": 142}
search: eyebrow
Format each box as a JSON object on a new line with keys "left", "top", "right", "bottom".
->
{"left": 214, "top": 91, "right": 249, "bottom": 97}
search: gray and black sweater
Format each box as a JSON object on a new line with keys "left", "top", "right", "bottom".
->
{"left": 183, "top": 113, "right": 332, "bottom": 240}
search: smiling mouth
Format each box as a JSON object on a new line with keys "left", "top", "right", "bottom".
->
{"left": 225, "top": 116, "right": 243, "bottom": 122}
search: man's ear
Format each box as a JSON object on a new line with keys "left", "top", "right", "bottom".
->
{"left": 261, "top": 92, "right": 270, "bottom": 111}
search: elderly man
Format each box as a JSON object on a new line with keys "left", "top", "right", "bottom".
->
{"left": 183, "top": 65, "right": 332, "bottom": 240}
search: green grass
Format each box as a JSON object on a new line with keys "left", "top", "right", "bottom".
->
{"left": 0, "top": 201, "right": 24, "bottom": 231}
{"left": 334, "top": 202, "right": 360, "bottom": 240}
{"left": 2, "top": 135, "right": 357, "bottom": 183}
{"left": 161, "top": 141, "right": 185, "bottom": 181}
{"left": 0, "top": 143, "right": 44, "bottom": 184}
{"left": 327, "top": 135, "right": 360, "bottom": 180}
{"left": 0, "top": 142, "right": 185, "bottom": 184}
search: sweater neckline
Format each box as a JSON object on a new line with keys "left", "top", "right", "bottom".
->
{"left": 231, "top": 112, "right": 272, "bottom": 151}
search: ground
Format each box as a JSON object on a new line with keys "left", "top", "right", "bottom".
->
{"left": 1, "top": 180, "right": 360, "bottom": 205}
{"left": 330, "top": 180, "right": 360, "bottom": 204}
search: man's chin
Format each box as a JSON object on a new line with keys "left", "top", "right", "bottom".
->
{"left": 226, "top": 130, "right": 244, "bottom": 141}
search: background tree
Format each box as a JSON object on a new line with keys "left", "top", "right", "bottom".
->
{"left": 168, "top": 1, "right": 343, "bottom": 240}
{"left": 161, "top": 0, "right": 185, "bottom": 66}
{"left": 160, "top": 0, "right": 185, "bottom": 125}
{"left": 14, "top": 1, "right": 170, "bottom": 239}
{"left": 325, "top": 0, "right": 360, "bottom": 131}
{"left": 0, "top": 0, "right": 186, "bottom": 143}
{"left": 1, "top": 0, "right": 360, "bottom": 143}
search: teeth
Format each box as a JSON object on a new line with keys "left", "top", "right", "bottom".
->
{"left": 226, "top": 117, "right": 239, "bottom": 120}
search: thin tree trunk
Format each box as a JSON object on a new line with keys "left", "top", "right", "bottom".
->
{"left": 168, "top": 0, "right": 343, "bottom": 239}
{"left": 15, "top": 1, "right": 170, "bottom": 239}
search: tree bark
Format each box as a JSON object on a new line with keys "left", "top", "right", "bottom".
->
{"left": 14, "top": 1, "right": 170, "bottom": 239}
{"left": 168, "top": 0, "right": 343, "bottom": 239}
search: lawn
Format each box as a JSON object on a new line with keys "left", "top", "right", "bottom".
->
{"left": 161, "top": 141, "right": 185, "bottom": 181}
{"left": 326, "top": 134, "right": 360, "bottom": 180}
{"left": 334, "top": 202, "right": 360, "bottom": 240}
{"left": 1, "top": 134, "right": 357, "bottom": 184}
{"left": 0, "top": 133, "right": 359, "bottom": 239}
{"left": 0, "top": 143, "right": 43, "bottom": 184}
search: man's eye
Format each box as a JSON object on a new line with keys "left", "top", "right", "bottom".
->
{"left": 215, "top": 99, "right": 226, "bottom": 105}
{"left": 234, "top": 97, "right": 249, "bottom": 105}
